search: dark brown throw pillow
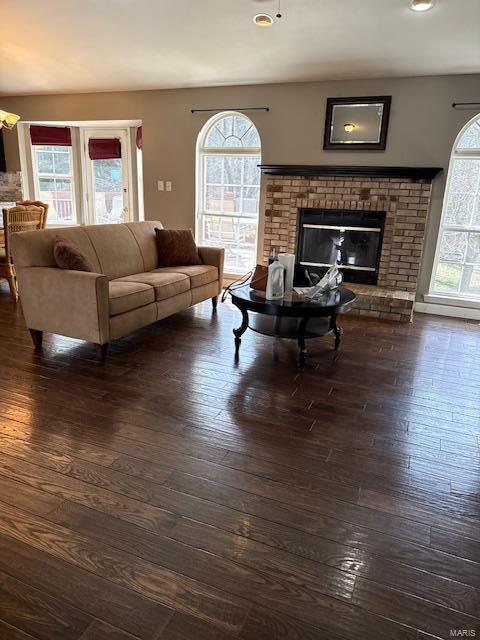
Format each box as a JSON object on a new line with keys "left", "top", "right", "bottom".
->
{"left": 53, "top": 237, "right": 94, "bottom": 272}
{"left": 155, "top": 228, "right": 202, "bottom": 267}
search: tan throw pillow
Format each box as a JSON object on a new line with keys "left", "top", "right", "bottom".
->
{"left": 53, "top": 237, "right": 94, "bottom": 272}
{"left": 155, "top": 228, "right": 202, "bottom": 267}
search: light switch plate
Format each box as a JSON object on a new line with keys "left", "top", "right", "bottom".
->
{"left": 166, "top": 181, "right": 172, "bottom": 192}
{"left": 157, "top": 180, "right": 164, "bottom": 191}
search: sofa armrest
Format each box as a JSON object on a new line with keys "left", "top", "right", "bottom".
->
{"left": 16, "top": 267, "right": 110, "bottom": 344}
{"left": 198, "top": 246, "right": 225, "bottom": 283}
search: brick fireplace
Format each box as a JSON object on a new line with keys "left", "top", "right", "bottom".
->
{"left": 260, "top": 165, "right": 442, "bottom": 321}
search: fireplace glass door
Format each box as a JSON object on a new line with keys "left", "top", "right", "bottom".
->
{"left": 300, "top": 225, "right": 383, "bottom": 271}
{"left": 296, "top": 209, "right": 386, "bottom": 285}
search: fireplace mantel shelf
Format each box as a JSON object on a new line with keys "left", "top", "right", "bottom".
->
{"left": 258, "top": 165, "right": 442, "bottom": 180}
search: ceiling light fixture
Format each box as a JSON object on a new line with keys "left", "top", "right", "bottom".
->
{"left": 409, "top": 0, "right": 435, "bottom": 12}
{"left": 253, "top": 13, "right": 274, "bottom": 26}
{"left": 344, "top": 123, "right": 356, "bottom": 133}
{"left": 0, "top": 109, "right": 20, "bottom": 130}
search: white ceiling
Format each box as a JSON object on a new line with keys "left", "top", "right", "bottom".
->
{"left": 1, "top": 0, "right": 479, "bottom": 96}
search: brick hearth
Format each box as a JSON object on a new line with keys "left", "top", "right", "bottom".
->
{"left": 261, "top": 173, "right": 435, "bottom": 321}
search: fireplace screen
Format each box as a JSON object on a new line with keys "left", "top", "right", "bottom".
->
{"left": 296, "top": 209, "right": 386, "bottom": 285}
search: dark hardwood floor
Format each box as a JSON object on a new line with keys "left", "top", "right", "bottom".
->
{"left": 0, "top": 282, "right": 479, "bottom": 639}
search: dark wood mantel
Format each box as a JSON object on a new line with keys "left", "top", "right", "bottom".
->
{"left": 258, "top": 165, "right": 443, "bottom": 180}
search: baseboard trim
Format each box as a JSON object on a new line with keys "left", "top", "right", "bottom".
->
{"left": 414, "top": 301, "right": 480, "bottom": 320}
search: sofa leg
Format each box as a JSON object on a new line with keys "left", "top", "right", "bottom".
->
{"left": 29, "top": 329, "right": 43, "bottom": 351}
{"left": 212, "top": 295, "right": 218, "bottom": 311}
{"left": 95, "top": 343, "right": 109, "bottom": 362}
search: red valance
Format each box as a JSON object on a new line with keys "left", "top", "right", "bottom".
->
{"left": 136, "top": 126, "right": 142, "bottom": 150}
{"left": 88, "top": 138, "right": 121, "bottom": 160}
{"left": 30, "top": 125, "right": 71, "bottom": 146}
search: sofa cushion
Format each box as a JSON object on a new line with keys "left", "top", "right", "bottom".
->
{"left": 125, "top": 221, "right": 161, "bottom": 272}
{"left": 117, "top": 271, "right": 190, "bottom": 301}
{"left": 109, "top": 280, "right": 155, "bottom": 316}
{"left": 85, "top": 224, "right": 144, "bottom": 279}
{"left": 153, "top": 265, "right": 218, "bottom": 288}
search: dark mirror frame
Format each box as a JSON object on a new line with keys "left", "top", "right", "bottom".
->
{"left": 323, "top": 96, "right": 392, "bottom": 151}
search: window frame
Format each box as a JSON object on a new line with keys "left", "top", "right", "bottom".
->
{"left": 429, "top": 115, "right": 480, "bottom": 301}
{"left": 196, "top": 111, "right": 261, "bottom": 275}
{"left": 80, "top": 127, "right": 133, "bottom": 226}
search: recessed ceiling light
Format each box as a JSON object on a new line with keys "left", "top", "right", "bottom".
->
{"left": 410, "top": 0, "right": 435, "bottom": 12}
{"left": 253, "top": 13, "right": 274, "bottom": 27}
{"left": 344, "top": 123, "right": 356, "bottom": 133}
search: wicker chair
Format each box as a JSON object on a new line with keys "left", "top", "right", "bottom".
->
{"left": 1, "top": 205, "right": 45, "bottom": 301}
{"left": 16, "top": 200, "right": 49, "bottom": 229}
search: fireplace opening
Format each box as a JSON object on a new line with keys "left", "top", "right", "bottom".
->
{"left": 295, "top": 208, "right": 386, "bottom": 285}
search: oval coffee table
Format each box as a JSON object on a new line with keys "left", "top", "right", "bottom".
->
{"left": 230, "top": 285, "right": 356, "bottom": 368}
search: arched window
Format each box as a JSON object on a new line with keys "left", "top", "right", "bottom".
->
{"left": 196, "top": 112, "right": 261, "bottom": 274}
{"left": 431, "top": 115, "right": 480, "bottom": 299}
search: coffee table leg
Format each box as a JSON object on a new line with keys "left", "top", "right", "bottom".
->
{"left": 332, "top": 315, "right": 343, "bottom": 351}
{"left": 297, "top": 317, "right": 308, "bottom": 369}
{"left": 233, "top": 307, "right": 249, "bottom": 357}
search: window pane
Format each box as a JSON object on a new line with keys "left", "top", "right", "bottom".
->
{"left": 433, "top": 262, "right": 462, "bottom": 294}
{"left": 200, "top": 214, "right": 257, "bottom": 273}
{"left": 242, "top": 186, "right": 260, "bottom": 214}
{"left": 223, "top": 187, "right": 241, "bottom": 213}
{"left": 92, "top": 158, "right": 124, "bottom": 224}
{"left": 223, "top": 157, "right": 242, "bottom": 185}
{"left": 223, "top": 136, "right": 242, "bottom": 148}
{"left": 217, "top": 116, "right": 234, "bottom": 138}
{"left": 444, "top": 193, "right": 474, "bottom": 227}
{"left": 449, "top": 158, "right": 480, "bottom": 194}
{"left": 205, "top": 185, "right": 222, "bottom": 212}
{"left": 243, "top": 157, "right": 260, "bottom": 185}
{"left": 204, "top": 125, "right": 225, "bottom": 147}
{"left": 53, "top": 151, "right": 71, "bottom": 175}
{"left": 461, "top": 266, "right": 480, "bottom": 296}
{"left": 457, "top": 120, "right": 480, "bottom": 150}
{"left": 36, "top": 151, "right": 54, "bottom": 174}
{"left": 439, "top": 231, "right": 467, "bottom": 263}
{"left": 472, "top": 197, "right": 480, "bottom": 227}
{"left": 242, "top": 125, "right": 261, "bottom": 148}
{"left": 38, "top": 177, "right": 55, "bottom": 192}
{"left": 38, "top": 177, "right": 74, "bottom": 225}
{"left": 56, "top": 178, "right": 71, "bottom": 192}
{"left": 233, "top": 116, "right": 251, "bottom": 139}
{"left": 205, "top": 156, "right": 222, "bottom": 183}
{"left": 466, "top": 232, "right": 480, "bottom": 264}
{"left": 34, "top": 145, "right": 75, "bottom": 225}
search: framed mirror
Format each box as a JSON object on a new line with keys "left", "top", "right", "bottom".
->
{"left": 323, "top": 96, "right": 392, "bottom": 150}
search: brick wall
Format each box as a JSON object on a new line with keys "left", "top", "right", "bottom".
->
{"left": 262, "top": 175, "right": 433, "bottom": 295}
{"left": 0, "top": 171, "right": 22, "bottom": 203}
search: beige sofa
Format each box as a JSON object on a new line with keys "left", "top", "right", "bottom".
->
{"left": 10, "top": 221, "right": 224, "bottom": 359}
